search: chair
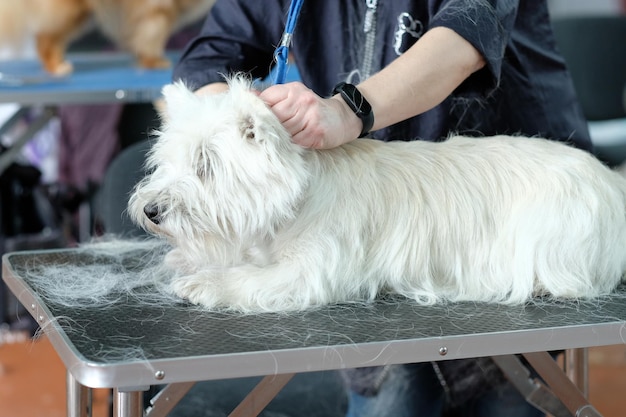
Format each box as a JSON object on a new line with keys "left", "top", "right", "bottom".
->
{"left": 93, "top": 139, "right": 152, "bottom": 237}
{"left": 551, "top": 15, "right": 626, "bottom": 166}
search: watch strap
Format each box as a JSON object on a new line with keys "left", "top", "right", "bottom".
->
{"left": 333, "top": 82, "right": 374, "bottom": 138}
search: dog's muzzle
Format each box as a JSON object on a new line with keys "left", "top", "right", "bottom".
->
{"left": 143, "top": 204, "right": 162, "bottom": 225}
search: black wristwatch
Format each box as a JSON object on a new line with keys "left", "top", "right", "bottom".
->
{"left": 332, "top": 82, "right": 375, "bottom": 138}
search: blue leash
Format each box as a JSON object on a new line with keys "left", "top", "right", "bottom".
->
{"left": 273, "top": 0, "right": 305, "bottom": 85}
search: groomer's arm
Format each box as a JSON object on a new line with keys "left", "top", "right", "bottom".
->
{"left": 357, "top": 26, "right": 485, "bottom": 132}
{"left": 261, "top": 26, "right": 486, "bottom": 148}
{"left": 195, "top": 82, "right": 229, "bottom": 95}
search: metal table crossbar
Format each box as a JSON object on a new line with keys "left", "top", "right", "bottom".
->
{"left": 3, "top": 247, "right": 625, "bottom": 417}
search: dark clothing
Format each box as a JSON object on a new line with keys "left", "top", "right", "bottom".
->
{"left": 173, "top": 0, "right": 591, "bottom": 150}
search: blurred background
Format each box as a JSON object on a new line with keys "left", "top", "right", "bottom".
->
{"left": 1, "top": 0, "right": 626, "bottom": 416}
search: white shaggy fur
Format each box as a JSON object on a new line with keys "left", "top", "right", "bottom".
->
{"left": 128, "top": 77, "right": 626, "bottom": 313}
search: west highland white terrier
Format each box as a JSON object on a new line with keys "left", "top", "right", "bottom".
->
{"left": 128, "top": 77, "right": 626, "bottom": 312}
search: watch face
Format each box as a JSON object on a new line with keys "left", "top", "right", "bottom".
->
{"left": 333, "top": 82, "right": 374, "bottom": 137}
{"left": 335, "top": 83, "right": 370, "bottom": 115}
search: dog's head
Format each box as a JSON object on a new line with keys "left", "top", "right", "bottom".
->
{"left": 128, "top": 76, "right": 308, "bottom": 250}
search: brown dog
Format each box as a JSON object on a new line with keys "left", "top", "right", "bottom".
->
{"left": 0, "top": 0, "right": 215, "bottom": 76}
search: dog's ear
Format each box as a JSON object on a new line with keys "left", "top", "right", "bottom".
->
{"left": 160, "top": 82, "right": 197, "bottom": 122}
{"left": 239, "top": 115, "right": 262, "bottom": 143}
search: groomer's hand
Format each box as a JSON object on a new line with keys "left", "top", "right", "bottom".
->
{"left": 260, "top": 82, "right": 362, "bottom": 149}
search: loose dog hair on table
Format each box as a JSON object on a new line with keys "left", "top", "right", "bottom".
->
{"left": 127, "top": 76, "right": 626, "bottom": 313}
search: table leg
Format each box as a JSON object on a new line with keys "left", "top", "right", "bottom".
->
{"left": 523, "top": 351, "right": 602, "bottom": 417}
{"left": 564, "top": 348, "right": 588, "bottom": 396}
{"left": 146, "top": 382, "right": 196, "bottom": 417}
{"left": 0, "top": 106, "right": 56, "bottom": 176}
{"left": 492, "top": 355, "right": 571, "bottom": 417}
{"left": 228, "top": 373, "right": 295, "bottom": 417}
{"left": 67, "top": 371, "right": 91, "bottom": 417}
{"left": 114, "top": 389, "right": 145, "bottom": 417}
{"left": 0, "top": 107, "right": 28, "bottom": 137}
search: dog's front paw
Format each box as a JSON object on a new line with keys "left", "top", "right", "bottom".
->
{"left": 137, "top": 55, "right": 171, "bottom": 69}
{"left": 170, "top": 273, "right": 222, "bottom": 309}
{"left": 45, "top": 60, "right": 73, "bottom": 77}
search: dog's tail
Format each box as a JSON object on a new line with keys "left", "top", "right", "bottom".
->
{"left": 0, "top": 1, "right": 29, "bottom": 52}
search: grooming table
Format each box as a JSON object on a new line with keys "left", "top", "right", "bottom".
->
{"left": 3, "top": 246, "right": 624, "bottom": 417}
{"left": 0, "top": 52, "right": 175, "bottom": 105}
{"left": 0, "top": 52, "right": 175, "bottom": 177}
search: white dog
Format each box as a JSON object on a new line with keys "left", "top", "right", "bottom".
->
{"left": 128, "top": 77, "right": 626, "bottom": 313}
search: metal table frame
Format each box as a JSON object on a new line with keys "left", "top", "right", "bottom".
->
{"left": 3, "top": 247, "right": 623, "bottom": 417}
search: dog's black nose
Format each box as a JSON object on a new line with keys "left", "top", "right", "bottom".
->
{"left": 143, "top": 204, "right": 161, "bottom": 225}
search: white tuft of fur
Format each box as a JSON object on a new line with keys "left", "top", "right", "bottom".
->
{"left": 128, "top": 76, "right": 626, "bottom": 313}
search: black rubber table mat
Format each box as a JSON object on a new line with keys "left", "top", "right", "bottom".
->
{"left": 3, "top": 245, "right": 626, "bottom": 389}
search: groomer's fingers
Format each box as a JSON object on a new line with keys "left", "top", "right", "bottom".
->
{"left": 260, "top": 83, "right": 329, "bottom": 148}
{"left": 260, "top": 82, "right": 361, "bottom": 149}
{"left": 260, "top": 82, "right": 315, "bottom": 122}
{"left": 260, "top": 81, "right": 310, "bottom": 105}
